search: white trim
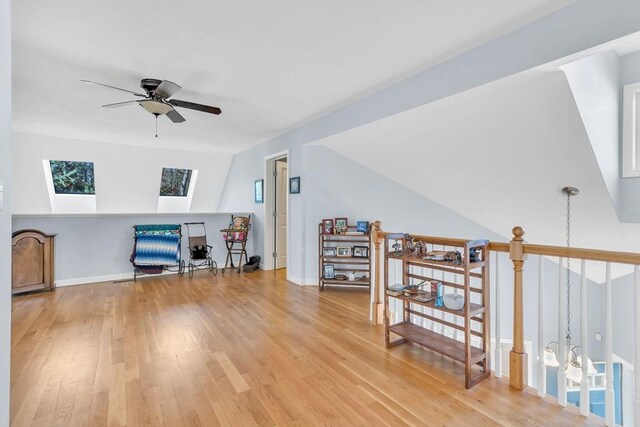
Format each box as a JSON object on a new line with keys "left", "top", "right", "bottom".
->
{"left": 622, "top": 82, "right": 640, "bottom": 178}
{"left": 263, "top": 149, "right": 289, "bottom": 272}
{"left": 55, "top": 269, "right": 183, "bottom": 287}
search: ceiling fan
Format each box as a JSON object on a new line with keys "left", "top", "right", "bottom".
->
{"left": 81, "top": 78, "right": 222, "bottom": 136}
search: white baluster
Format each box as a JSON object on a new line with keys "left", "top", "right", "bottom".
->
{"left": 634, "top": 265, "right": 639, "bottom": 425}
{"left": 580, "top": 259, "right": 589, "bottom": 417}
{"left": 604, "top": 262, "right": 614, "bottom": 426}
{"left": 537, "top": 255, "right": 546, "bottom": 397}
{"left": 558, "top": 257, "right": 567, "bottom": 406}
{"left": 495, "top": 252, "right": 502, "bottom": 378}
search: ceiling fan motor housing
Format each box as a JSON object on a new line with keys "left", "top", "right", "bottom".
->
{"left": 140, "top": 78, "right": 163, "bottom": 96}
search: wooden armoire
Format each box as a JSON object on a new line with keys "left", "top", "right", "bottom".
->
{"left": 12, "top": 229, "right": 56, "bottom": 294}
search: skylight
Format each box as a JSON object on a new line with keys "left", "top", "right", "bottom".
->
{"left": 160, "top": 168, "right": 192, "bottom": 197}
{"left": 49, "top": 160, "right": 95, "bottom": 195}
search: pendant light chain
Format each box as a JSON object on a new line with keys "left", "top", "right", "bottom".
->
{"left": 566, "top": 191, "right": 572, "bottom": 341}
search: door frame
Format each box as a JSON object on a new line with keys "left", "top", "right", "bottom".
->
{"left": 263, "top": 150, "right": 289, "bottom": 272}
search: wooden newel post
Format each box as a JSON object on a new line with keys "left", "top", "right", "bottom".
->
{"left": 509, "top": 226, "right": 528, "bottom": 390}
{"left": 371, "top": 221, "right": 384, "bottom": 325}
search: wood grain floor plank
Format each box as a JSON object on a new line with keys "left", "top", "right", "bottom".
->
{"left": 11, "top": 269, "right": 601, "bottom": 426}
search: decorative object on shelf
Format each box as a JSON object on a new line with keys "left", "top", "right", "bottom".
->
{"left": 387, "top": 283, "right": 406, "bottom": 296}
{"left": 348, "top": 271, "right": 356, "bottom": 281}
{"left": 352, "top": 246, "right": 369, "bottom": 258}
{"left": 323, "top": 264, "right": 335, "bottom": 279}
{"left": 323, "top": 247, "right": 337, "bottom": 257}
{"left": 469, "top": 247, "right": 482, "bottom": 262}
{"left": 321, "top": 218, "right": 334, "bottom": 234}
{"left": 334, "top": 274, "right": 347, "bottom": 281}
{"left": 334, "top": 218, "right": 348, "bottom": 234}
{"left": 443, "top": 293, "right": 465, "bottom": 310}
{"left": 434, "top": 282, "right": 444, "bottom": 307}
{"left": 425, "top": 250, "right": 446, "bottom": 261}
{"left": 413, "top": 295, "right": 434, "bottom": 303}
{"left": 444, "top": 250, "right": 462, "bottom": 264}
{"left": 356, "top": 221, "right": 369, "bottom": 233}
{"left": 254, "top": 179, "right": 264, "bottom": 203}
{"left": 542, "top": 187, "right": 597, "bottom": 382}
{"left": 388, "top": 233, "right": 405, "bottom": 255}
{"left": 289, "top": 176, "right": 301, "bottom": 194}
{"left": 336, "top": 246, "right": 351, "bottom": 257}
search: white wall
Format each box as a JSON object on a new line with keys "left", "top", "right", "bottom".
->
{"left": 13, "top": 132, "right": 234, "bottom": 214}
{"left": 619, "top": 51, "right": 640, "bottom": 223}
{"left": 562, "top": 51, "right": 621, "bottom": 218}
{"left": 0, "top": 0, "right": 11, "bottom": 423}
{"left": 12, "top": 213, "right": 253, "bottom": 285}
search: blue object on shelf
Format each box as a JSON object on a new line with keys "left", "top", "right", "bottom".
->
{"left": 434, "top": 282, "right": 444, "bottom": 307}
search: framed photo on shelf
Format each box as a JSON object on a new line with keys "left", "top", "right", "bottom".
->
{"left": 352, "top": 246, "right": 369, "bottom": 258}
{"left": 323, "top": 247, "right": 337, "bottom": 257}
{"left": 356, "top": 221, "right": 369, "bottom": 233}
{"left": 321, "top": 218, "right": 334, "bottom": 234}
{"left": 336, "top": 246, "right": 351, "bottom": 257}
{"left": 254, "top": 179, "right": 264, "bottom": 203}
{"left": 289, "top": 176, "right": 301, "bottom": 194}
{"left": 323, "top": 264, "right": 335, "bottom": 279}
{"left": 334, "top": 217, "right": 347, "bottom": 233}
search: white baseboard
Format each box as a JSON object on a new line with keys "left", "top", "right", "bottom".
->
{"left": 286, "top": 274, "right": 318, "bottom": 286}
{"left": 55, "top": 269, "right": 181, "bottom": 287}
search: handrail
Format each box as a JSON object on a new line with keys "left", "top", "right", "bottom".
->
{"left": 376, "top": 230, "right": 640, "bottom": 265}
{"left": 373, "top": 223, "right": 640, "bottom": 422}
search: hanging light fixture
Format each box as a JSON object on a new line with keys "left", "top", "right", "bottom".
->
{"left": 542, "top": 187, "right": 596, "bottom": 383}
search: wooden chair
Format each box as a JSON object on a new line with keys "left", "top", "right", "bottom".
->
{"left": 220, "top": 215, "right": 251, "bottom": 273}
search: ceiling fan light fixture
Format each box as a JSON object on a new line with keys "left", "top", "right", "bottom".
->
{"left": 139, "top": 100, "right": 173, "bottom": 115}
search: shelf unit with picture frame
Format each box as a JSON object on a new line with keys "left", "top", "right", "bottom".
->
{"left": 318, "top": 220, "right": 372, "bottom": 291}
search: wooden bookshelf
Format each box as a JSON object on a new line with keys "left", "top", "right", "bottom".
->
{"left": 384, "top": 234, "right": 491, "bottom": 389}
{"left": 318, "top": 223, "right": 372, "bottom": 291}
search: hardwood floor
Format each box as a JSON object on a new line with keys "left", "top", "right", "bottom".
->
{"left": 11, "top": 270, "right": 599, "bottom": 426}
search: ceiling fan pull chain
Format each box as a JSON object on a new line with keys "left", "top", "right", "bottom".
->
{"left": 155, "top": 114, "right": 158, "bottom": 138}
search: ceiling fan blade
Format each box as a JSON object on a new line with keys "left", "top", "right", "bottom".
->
{"left": 102, "top": 100, "right": 140, "bottom": 108}
{"left": 155, "top": 80, "right": 181, "bottom": 99}
{"left": 81, "top": 80, "right": 146, "bottom": 97}
{"left": 166, "top": 108, "right": 186, "bottom": 123}
{"left": 169, "top": 99, "right": 222, "bottom": 115}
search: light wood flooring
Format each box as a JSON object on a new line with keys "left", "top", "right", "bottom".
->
{"left": 11, "top": 269, "right": 600, "bottom": 426}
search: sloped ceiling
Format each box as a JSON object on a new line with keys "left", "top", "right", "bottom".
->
{"left": 12, "top": 0, "right": 570, "bottom": 153}
{"left": 315, "top": 70, "right": 640, "bottom": 279}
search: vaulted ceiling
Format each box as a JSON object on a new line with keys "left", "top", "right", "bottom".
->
{"left": 12, "top": 0, "right": 570, "bottom": 152}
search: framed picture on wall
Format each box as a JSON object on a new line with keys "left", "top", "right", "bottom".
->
{"left": 254, "top": 179, "right": 264, "bottom": 203}
{"left": 289, "top": 176, "right": 301, "bottom": 194}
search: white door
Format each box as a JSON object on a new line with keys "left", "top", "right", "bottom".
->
{"left": 275, "top": 161, "right": 287, "bottom": 269}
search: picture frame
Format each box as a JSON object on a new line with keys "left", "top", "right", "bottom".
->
{"left": 352, "top": 246, "right": 369, "bottom": 258}
{"left": 321, "top": 218, "right": 334, "bottom": 234}
{"left": 334, "top": 217, "right": 347, "bottom": 233}
{"left": 356, "top": 220, "right": 369, "bottom": 233}
{"left": 323, "top": 264, "right": 335, "bottom": 279}
{"left": 254, "top": 179, "right": 264, "bottom": 203}
{"left": 323, "top": 247, "right": 337, "bottom": 257}
{"left": 336, "top": 246, "right": 351, "bottom": 257}
{"left": 289, "top": 176, "right": 301, "bottom": 194}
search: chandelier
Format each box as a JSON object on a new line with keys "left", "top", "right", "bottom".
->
{"left": 542, "top": 187, "right": 596, "bottom": 383}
